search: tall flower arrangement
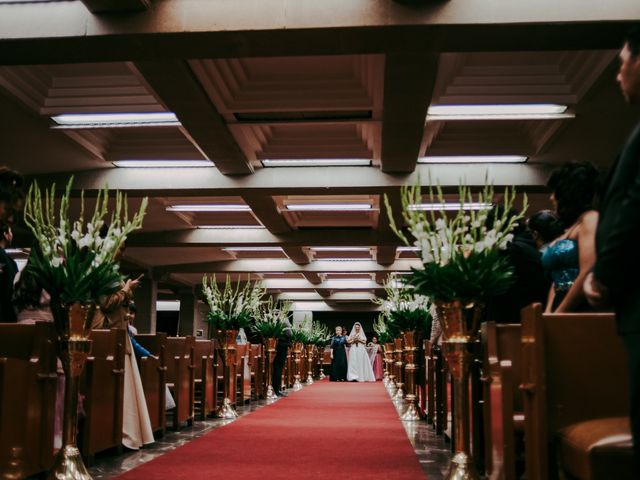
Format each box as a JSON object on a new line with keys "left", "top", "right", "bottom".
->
{"left": 374, "top": 278, "right": 432, "bottom": 334}
{"left": 309, "top": 321, "right": 331, "bottom": 347}
{"left": 252, "top": 298, "right": 291, "bottom": 339}
{"left": 385, "top": 181, "right": 527, "bottom": 304}
{"left": 373, "top": 314, "right": 395, "bottom": 343}
{"left": 23, "top": 178, "right": 148, "bottom": 307}
{"left": 202, "top": 274, "right": 265, "bottom": 331}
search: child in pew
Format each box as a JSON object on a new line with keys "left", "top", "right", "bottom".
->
{"left": 127, "top": 303, "right": 175, "bottom": 411}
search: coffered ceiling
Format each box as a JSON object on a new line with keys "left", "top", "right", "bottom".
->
{"left": 1, "top": 0, "right": 639, "bottom": 312}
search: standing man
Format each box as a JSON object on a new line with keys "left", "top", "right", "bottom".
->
{"left": 0, "top": 223, "right": 17, "bottom": 322}
{"left": 585, "top": 27, "right": 640, "bottom": 468}
{"left": 272, "top": 315, "right": 292, "bottom": 397}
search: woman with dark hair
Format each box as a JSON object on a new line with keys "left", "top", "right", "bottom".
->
{"left": 542, "top": 162, "right": 600, "bottom": 312}
{"left": 528, "top": 210, "right": 564, "bottom": 252}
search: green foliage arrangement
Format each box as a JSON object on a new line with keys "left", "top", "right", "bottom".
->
{"left": 252, "top": 298, "right": 290, "bottom": 339}
{"left": 385, "top": 180, "right": 527, "bottom": 304}
{"left": 202, "top": 275, "right": 265, "bottom": 331}
{"left": 374, "top": 278, "right": 432, "bottom": 334}
{"left": 372, "top": 314, "right": 394, "bottom": 343}
{"left": 23, "top": 178, "right": 148, "bottom": 306}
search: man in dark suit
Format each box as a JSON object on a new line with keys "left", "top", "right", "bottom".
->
{"left": 272, "top": 316, "right": 292, "bottom": 397}
{"left": 585, "top": 27, "right": 640, "bottom": 466}
{"left": 0, "top": 223, "right": 17, "bottom": 322}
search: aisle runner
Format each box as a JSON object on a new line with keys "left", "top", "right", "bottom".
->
{"left": 116, "top": 381, "right": 426, "bottom": 479}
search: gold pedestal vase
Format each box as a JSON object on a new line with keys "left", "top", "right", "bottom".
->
{"left": 263, "top": 338, "right": 278, "bottom": 401}
{"left": 400, "top": 330, "right": 421, "bottom": 421}
{"left": 436, "top": 300, "right": 483, "bottom": 480}
{"left": 392, "top": 338, "right": 405, "bottom": 403}
{"left": 48, "top": 302, "right": 97, "bottom": 480}
{"left": 318, "top": 346, "right": 326, "bottom": 380}
{"left": 305, "top": 345, "right": 315, "bottom": 385}
{"left": 216, "top": 329, "right": 239, "bottom": 419}
{"left": 383, "top": 343, "right": 396, "bottom": 394}
{"left": 292, "top": 341, "right": 304, "bottom": 391}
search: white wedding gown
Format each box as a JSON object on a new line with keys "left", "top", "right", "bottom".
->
{"left": 347, "top": 341, "right": 376, "bottom": 382}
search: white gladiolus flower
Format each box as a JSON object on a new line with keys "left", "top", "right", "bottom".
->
{"left": 51, "top": 256, "right": 63, "bottom": 268}
{"left": 78, "top": 233, "right": 93, "bottom": 249}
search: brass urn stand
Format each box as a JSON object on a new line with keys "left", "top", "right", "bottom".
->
{"left": 292, "top": 341, "right": 304, "bottom": 391}
{"left": 318, "top": 346, "right": 326, "bottom": 380}
{"left": 436, "top": 300, "right": 483, "bottom": 480}
{"left": 400, "top": 330, "right": 421, "bottom": 421}
{"left": 49, "top": 302, "right": 96, "bottom": 480}
{"left": 216, "top": 329, "right": 239, "bottom": 419}
{"left": 384, "top": 342, "right": 396, "bottom": 394}
{"left": 305, "top": 344, "right": 315, "bottom": 385}
{"left": 263, "top": 337, "right": 278, "bottom": 401}
{"left": 392, "top": 337, "right": 405, "bottom": 404}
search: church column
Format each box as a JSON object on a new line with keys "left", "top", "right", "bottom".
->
{"left": 178, "top": 289, "right": 208, "bottom": 338}
{"left": 134, "top": 275, "right": 157, "bottom": 334}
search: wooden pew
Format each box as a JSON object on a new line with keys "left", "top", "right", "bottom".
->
{"left": 80, "top": 328, "right": 126, "bottom": 461}
{"left": 0, "top": 322, "right": 57, "bottom": 478}
{"left": 235, "top": 344, "right": 251, "bottom": 404}
{"left": 135, "top": 333, "right": 168, "bottom": 436}
{"left": 165, "top": 336, "right": 195, "bottom": 430}
{"left": 250, "top": 344, "right": 264, "bottom": 400}
{"left": 521, "top": 304, "right": 633, "bottom": 480}
{"left": 193, "top": 339, "right": 215, "bottom": 420}
{"left": 424, "top": 340, "right": 436, "bottom": 425}
{"left": 432, "top": 344, "right": 447, "bottom": 435}
{"left": 480, "top": 321, "right": 523, "bottom": 480}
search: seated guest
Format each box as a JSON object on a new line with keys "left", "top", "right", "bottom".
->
{"left": 0, "top": 167, "right": 24, "bottom": 226}
{"left": 0, "top": 223, "right": 17, "bottom": 322}
{"left": 528, "top": 209, "right": 564, "bottom": 253}
{"left": 542, "top": 162, "right": 600, "bottom": 312}
{"left": 485, "top": 206, "right": 549, "bottom": 322}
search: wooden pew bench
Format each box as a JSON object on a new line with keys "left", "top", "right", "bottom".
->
{"left": 0, "top": 322, "right": 57, "bottom": 477}
{"left": 480, "top": 321, "right": 524, "bottom": 480}
{"left": 135, "top": 333, "right": 168, "bottom": 436}
{"left": 521, "top": 304, "right": 634, "bottom": 480}
{"left": 235, "top": 344, "right": 251, "bottom": 404}
{"left": 165, "top": 336, "right": 195, "bottom": 430}
{"left": 250, "top": 343, "right": 264, "bottom": 400}
{"left": 193, "top": 339, "right": 215, "bottom": 420}
{"left": 80, "top": 328, "right": 126, "bottom": 462}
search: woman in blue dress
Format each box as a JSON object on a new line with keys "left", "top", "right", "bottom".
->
{"left": 542, "top": 162, "right": 600, "bottom": 312}
{"left": 330, "top": 326, "right": 348, "bottom": 382}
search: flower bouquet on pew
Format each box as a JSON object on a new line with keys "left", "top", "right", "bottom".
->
{"left": 202, "top": 274, "right": 265, "bottom": 418}
{"left": 385, "top": 179, "right": 527, "bottom": 473}
{"left": 23, "top": 177, "right": 147, "bottom": 479}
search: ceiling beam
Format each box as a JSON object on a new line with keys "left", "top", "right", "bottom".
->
{"left": 282, "top": 246, "right": 311, "bottom": 265}
{"left": 30, "top": 164, "right": 552, "bottom": 197}
{"left": 128, "top": 228, "right": 403, "bottom": 248}
{"left": 0, "top": 2, "right": 637, "bottom": 64}
{"left": 153, "top": 259, "right": 420, "bottom": 275}
{"left": 242, "top": 194, "right": 291, "bottom": 234}
{"left": 380, "top": 53, "right": 438, "bottom": 173}
{"left": 81, "top": 0, "right": 151, "bottom": 13}
{"left": 302, "top": 272, "right": 323, "bottom": 285}
{"left": 133, "top": 60, "right": 252, "bottom": 175}
{"left": 376, "top": 246, "right": 397, "bottom": 266}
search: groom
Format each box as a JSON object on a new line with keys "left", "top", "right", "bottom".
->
{"left": 584, "top": 27, "right": 640, "bottom": 468}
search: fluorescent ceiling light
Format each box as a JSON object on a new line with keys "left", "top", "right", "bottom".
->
{"left": 291, "top": 301, "right": 328, "bottom": 311}
{"left": 426, "top": 104, "right": 572, "bottom": 121}
{"left": 311, "top": 247, "right": 371, "bottom": 252}
{"left": 262, "top": 159, "right": 371, "bottom": 167}
{"left": 285, "top": 203, "right": 373, "bottom": 212}
{"left": 167, "top": 204, "right": 251, "bottom": 212}
{"left": 222, "top": 247, "right": 283, "bottom": 252}
{"left": 408, "top": 202, "right": 492, "bottom": 211}
{"left": 4, "top": 248, "right": 27, "bottom": 255}
{"left": 198, "top": 225, "right": 266, "bottom": 229}
{"left": 113, "top": 160, "right": 213, "bottom": 168}
{"left": 316, "top": 258, "right": 371, "bottom": 262}
{"left": 418, "top": 155, "right": 528, "bottom": 164}
{"left": 51, "top": 112, "right": 180, "bottom": 128}
{"left": 397, "top": 246, "right": 421, "bottom": 252}
{"left": 157, "top": 300, "right": 181, "bottom": 312}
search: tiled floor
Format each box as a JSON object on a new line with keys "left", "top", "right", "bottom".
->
{"left": 88, "top": 387, "right": 452, "bottom": 479}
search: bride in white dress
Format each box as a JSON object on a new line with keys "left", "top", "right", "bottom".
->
{"left": 346, "top": 322, "right": 376, "bottom": 382}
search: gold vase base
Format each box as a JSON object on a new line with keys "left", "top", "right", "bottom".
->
{"left": 215, "top": 398, "right": 239, "bottom": 419}
{"left": 400, "top": 402, "right": 421, "bottom": 421}
{"left": 392, "top": 386, "right": 405, "bottom": 402}
{"left": 266, "top": 386, "right": 278, "bottom": 401}
{"left": 319, "top": 371, "right": 326, "bottom": 380}
{"left": 305, "top": 374, "right": 314, "bottom": 385}
{"left": 48, "top": 445, "right": 92, "bottom": 480}
{"left": 292, "top": 377, "right": 304, "bottom": 391}
{"left": 445, "top": 452, "right": 480, "bottom": 480}
{"left": 386, "top": 384, "right": 397, "bottom": 396}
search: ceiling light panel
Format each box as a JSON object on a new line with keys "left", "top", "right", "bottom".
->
{"left": 262, "top": 159, "right": 372, "bottom": 167}
{"left": 51, "top": 112, "right": 180, "bottom": 128}
{"left": 167, "top": 204, "right": 251, "bottom": 212}
{"left": 408, "top": 202, "right": 493, "bottom": 211}
{"left": 113, "top": 160, "right": 213, "bottom": 168}
{"left": 418, "top": 155, "right": 528, "bottom": 164}
{"left": 285, "top": 203, "right": 373, "bottom": 212}
{"left": 426, "top": 104, "right": 572, "bottom": 121}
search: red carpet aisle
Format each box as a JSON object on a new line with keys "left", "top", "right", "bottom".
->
{"left": 116, "top": 381, "right": 426, "bottom": 479}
